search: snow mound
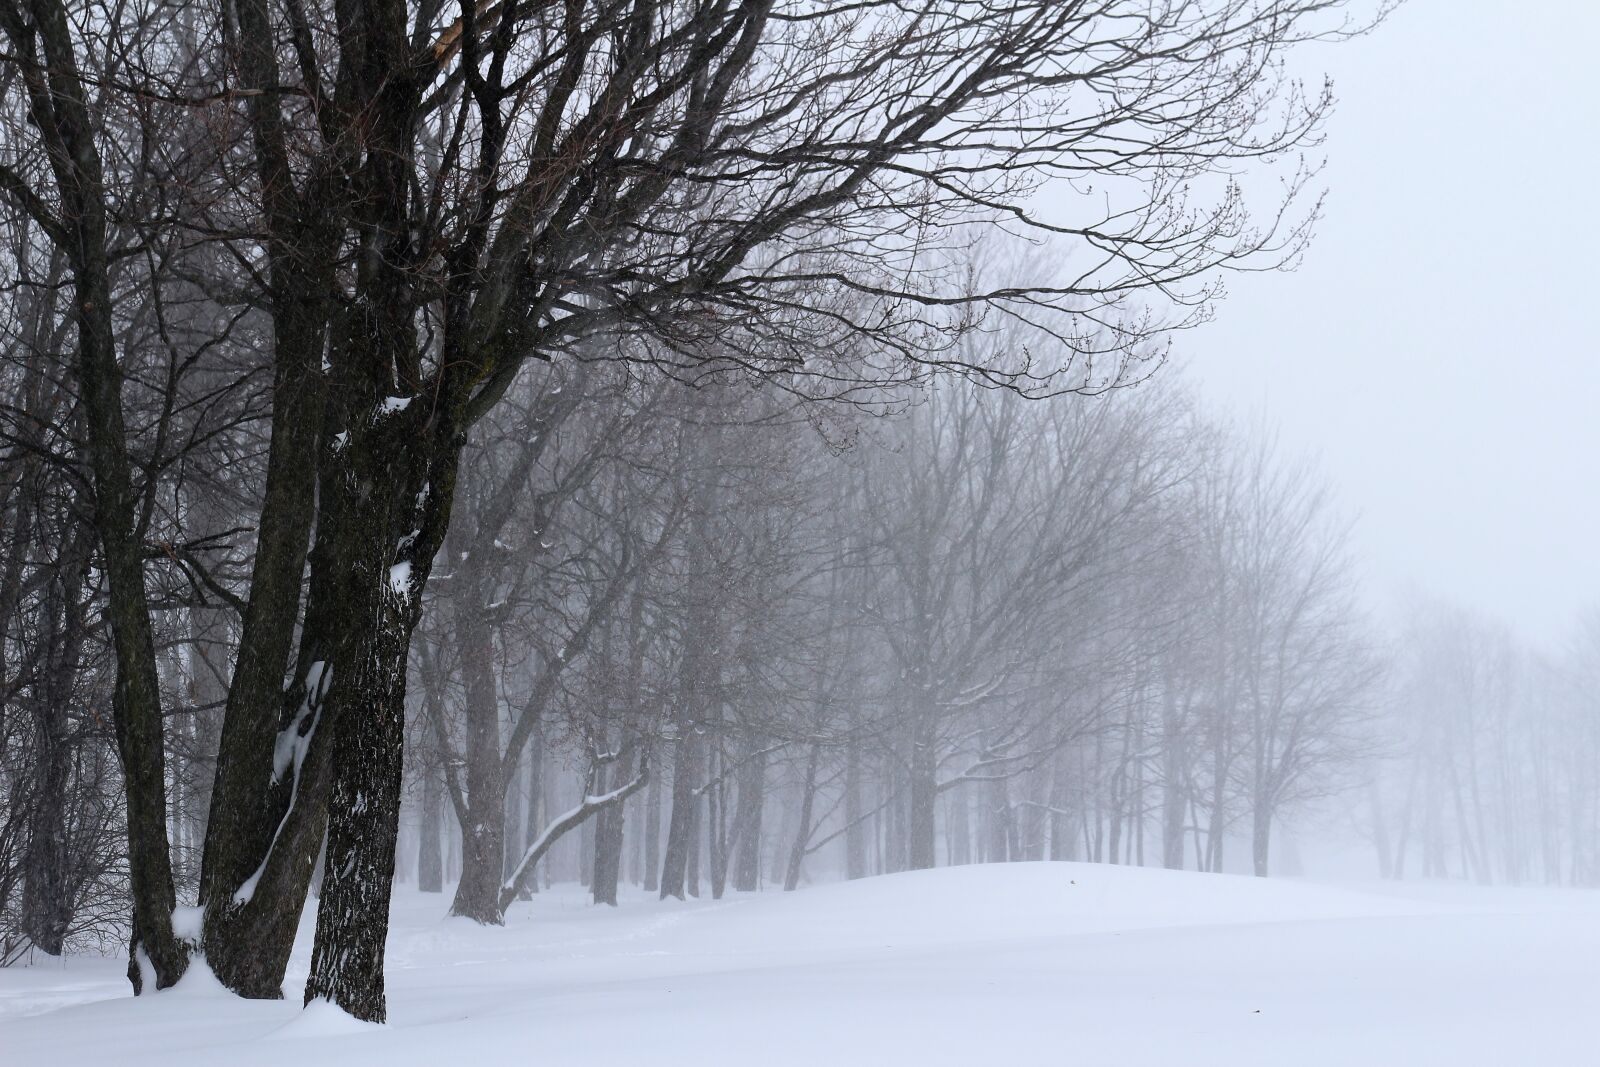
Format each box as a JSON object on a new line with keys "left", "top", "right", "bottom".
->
{"left": 271, "top": 997, "right": 383, "bottom": 1039}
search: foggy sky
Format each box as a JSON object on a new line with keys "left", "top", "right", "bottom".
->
{"left": 1183, "top": 0, "right": 1599, "bottom": 650}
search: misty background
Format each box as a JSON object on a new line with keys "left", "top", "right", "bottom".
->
{"left": 1191, "top": 0, "right": 1600, "bottom": 650}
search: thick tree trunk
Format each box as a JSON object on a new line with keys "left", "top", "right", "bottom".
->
{"left": 194, "top": 0, "right": 335, "bottom": 999}
{"left": 198, "top": 462, "right": 372, "bottom": 999}
{"left": 304, "top": 598, "right": 411, "bottom": 1021}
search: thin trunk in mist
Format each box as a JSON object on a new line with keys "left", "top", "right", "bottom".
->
{"left": 418, "top": 761, "right": 443, "bottom": 894}
{"left": 907, "top": 717, "right": 938, "bottom": 871}
{"left": 730, "top": 744, "right": 767, "bottom": 892}
{"left": 844, "top": 722, "right": 867, "bottom": 880}
{"left": 784, "top": 744, "right": 822, "bottom": 892}
{"left": 1161, "top": 681, "right": 1187, "bottom": 871}
{"left": 643, "top": 770, "right": 661, "bottom": 894}
{"left": 592, "top": 739, "right": 636, "bottom": 906}
{"left": 659, "top": 730, "right": 700, "bottom": 901}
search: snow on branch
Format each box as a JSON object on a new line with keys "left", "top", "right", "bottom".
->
{"left": 497, "top": 763, "right": 649, "bottom": 912}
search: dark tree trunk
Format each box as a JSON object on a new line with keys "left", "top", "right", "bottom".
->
{"left": 12, "top": 6, "right": 190, "bottom": 982}
{"left": 194, "top": 0, "right": 337, "bottom": 1003}
{"left": 198, "top": 448, "right": 382, "bottom": 999}
{"left": 20, "top": 539, "right": 88, "bottom": 954}
{"left": 304, "top": 597, "right": 412, "bottom": 1021}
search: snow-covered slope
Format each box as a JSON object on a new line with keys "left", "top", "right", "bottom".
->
{"left": 3, "top": 863, "right": 1596, "bottom": 1065}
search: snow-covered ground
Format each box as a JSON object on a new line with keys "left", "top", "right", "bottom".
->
{"left": 3, "top": 863, "right": 1596, "bottom": 1065}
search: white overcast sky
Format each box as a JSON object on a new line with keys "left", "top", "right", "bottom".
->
{"left": 1182, "top": 0, "right": 1600, "bottom": 650}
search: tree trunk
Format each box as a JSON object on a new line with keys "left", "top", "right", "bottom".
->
{"left": 730, "top": 744, "right": 766, "bottom": 892}
{"left": 1161, "top": 684, "right": 1187, "bottom": 870}
{"left": 1252, "top": 801, "right": 1272, "bottom": 878}
{"left": 659, "top": 728, "right": 701, "bottom": 900}
{"left": 304, "top": 600, "right": 411, "bottom": 1021}
{"left": 684, "top": 776, "right": 702, "bottom": 898}
{"left": 984, "top": 775, "right": 1010, "bottom": 864}
{"left": 448, "top": 585, "right": 508, "bottom": 924}
{"left": 417, "top": 755, "right": 443, "bottom": 893}
{"left": 18, "top": 1, "right": 189, "bottom": 987}
{"left": 844, "top": 724, "right": 866, "bottom": 880}
{"left": 592, "top": 743, "right": 635, "bottom": 906}
{"left": 19, "top": 540, "right": 88, "bottom": 955}
{"left": 783, "top": 743, "right": 822, "bottom": 891}
{"left": 906, "top": 725, "right": 938, "bottom": 871}
{"left": 643, "top": 769, "right": 661, "bottom": 894}
{"left": 194, "top": 0, "right": 337, "bottom": 996}
{"left": 520, "top": 724, "right": 544, "bottom": 899}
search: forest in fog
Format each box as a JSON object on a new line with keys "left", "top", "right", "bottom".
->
{"left": 3, "top": 0, "right": 1597, "bottom": 1053}
{"left": 13, "top": 275, "right": 1600, "bottom": 978}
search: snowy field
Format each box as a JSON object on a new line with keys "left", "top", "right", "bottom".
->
{"left": 3, "top": 863, "right": 1597, "bottom": 1066}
